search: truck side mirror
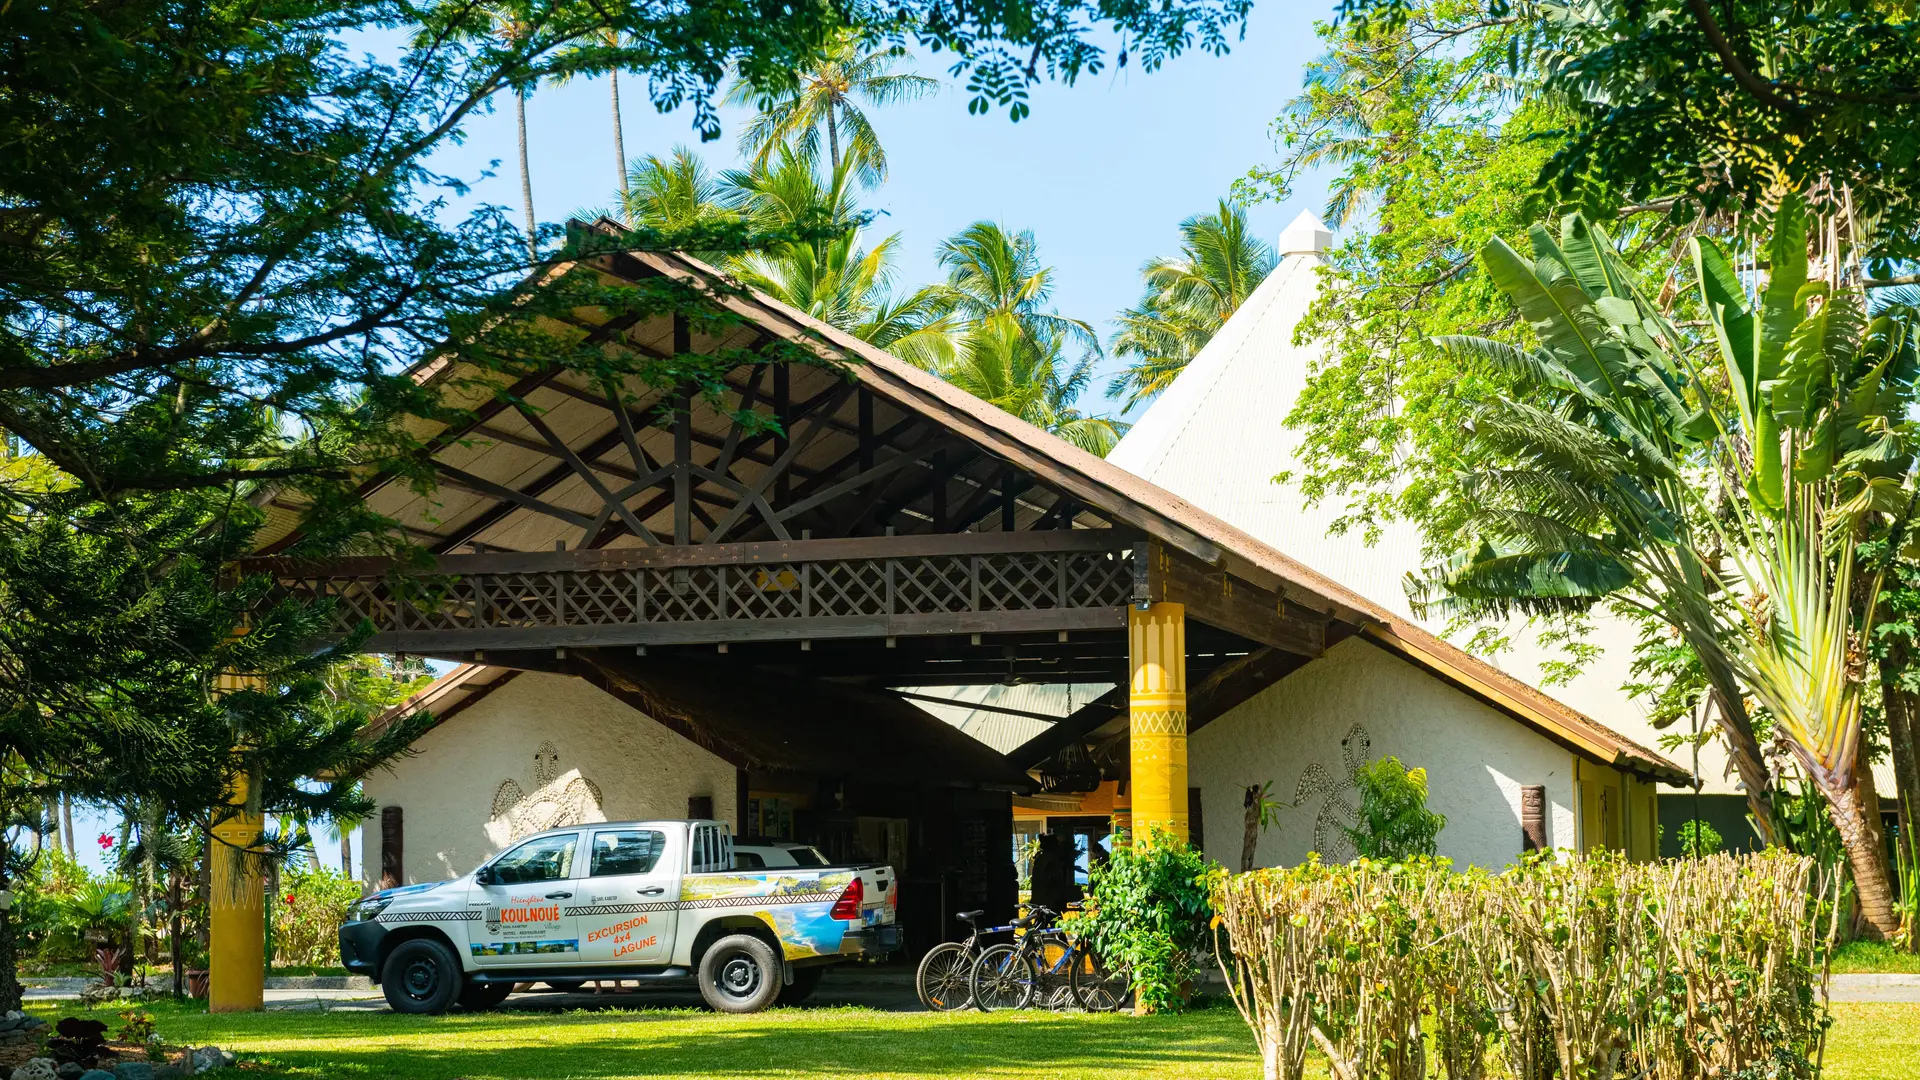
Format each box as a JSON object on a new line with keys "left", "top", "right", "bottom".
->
{"left": 474, "top": 865, "right": 496, "bottom": 885}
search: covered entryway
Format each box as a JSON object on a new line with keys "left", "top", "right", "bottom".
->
{"left": 213, "top": 226, "right": 1679, "bottom": 1010}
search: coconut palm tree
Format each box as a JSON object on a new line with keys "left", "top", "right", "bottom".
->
{"left": 1411, "top": 203, "right": 1920, "bottom": 936}
{"left": 912, "top": 220, "right": 1119, "bottom": 452}
{"left": 1110, "top": 200, "right": 1276, "bottom": 409}
{"left": 931, "top": 222, "right": 1100, "bottom": 356}
{"left": 722, "top": 152, "right": 952, "bottom": 364}
{"left": 724, "top": 31, "right": 938, "bottom": 189}
{"left": 938, "top": 313, "right": 1124, "bottom": 456}
{"left": 622, "top": 149, "right": 736, "bottom": 234}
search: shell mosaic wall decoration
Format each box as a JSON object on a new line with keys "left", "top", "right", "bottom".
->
{"left": 1292, "top": 724, "right": 1372, "bottom": 860}
{"left": 491, "top": 740, "right": 605, "bottom": 840}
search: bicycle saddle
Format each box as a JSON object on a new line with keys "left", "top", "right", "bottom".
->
{"left": 955, "top": 909, "right": 987, "bottom": 926}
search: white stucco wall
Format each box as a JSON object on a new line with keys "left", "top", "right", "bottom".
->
{"left": 364, "top": 671, "right": 738, "bottom": 885}
{"left": 1193, "top": 637, "right": 1580, "bottom": 871}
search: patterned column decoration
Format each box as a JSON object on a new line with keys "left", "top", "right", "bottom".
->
{"left": 208, "top": 761, "right": 264, "bottom": 1013}
{"left": 1128, "top": 602, "right": 1188, "bottom": 845}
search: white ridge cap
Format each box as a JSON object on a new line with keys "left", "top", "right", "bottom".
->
{"left": 1278, "top": 208, "right": 1333, "bottom": 255}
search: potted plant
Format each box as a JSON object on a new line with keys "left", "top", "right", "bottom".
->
{"left": 182, "top": 940, "right": 210, "bottom": 999}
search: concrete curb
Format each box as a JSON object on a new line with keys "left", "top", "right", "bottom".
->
{"left": 1829, "top": 973, "right": 1920, "bottom": 988}
{"left": 23, "top": 975, "right": 373, "bottom": 991}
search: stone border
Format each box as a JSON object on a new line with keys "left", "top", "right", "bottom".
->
{"left": 23, "top": 976, "right": 372, "bottom": 991}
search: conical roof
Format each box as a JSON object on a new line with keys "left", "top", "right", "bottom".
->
{"left": 1107, "top": 215, "right": 1731, "bottom": 792}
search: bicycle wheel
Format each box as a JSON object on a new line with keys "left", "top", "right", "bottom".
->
{"left": 1069, "top": 946, "right": 1132, "bottom": 1013}
{"left": 1033, "top": 935, "right": 1076, "bottom": 1011}
{"left": 915, "top": 942, "right": 975, "bottom": 1011}
{"left": 970, "top": 943, "right": 1037, "bottom": 1012}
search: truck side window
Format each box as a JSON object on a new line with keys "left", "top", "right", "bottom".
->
{"left": 590, "top": 830, "right": 665, "bottom": 876}
{"left": 489, "top": 833, "right": 577, "bottom": 884}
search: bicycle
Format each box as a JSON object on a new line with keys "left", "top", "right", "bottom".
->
{"left": 914, "top": 908, "right": 1015, "bottom": 1011}
{"left": 968, "top": 905, "right": 1131, "bottom": 1012}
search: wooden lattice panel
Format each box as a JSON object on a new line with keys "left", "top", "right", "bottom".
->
{"left": 260, "top": 533, "right": 1137, "bottom": 652}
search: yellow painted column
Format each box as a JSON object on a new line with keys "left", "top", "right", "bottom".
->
{"left": 210, "top": 674, "right": 266, "bottom": 1012}
{"left": 1128, "top": 603, "right": 1188, "bottom": 845}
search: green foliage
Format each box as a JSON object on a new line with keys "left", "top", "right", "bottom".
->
{"left": 1215, "top": 850, "right": 1834, "bottom": 1080}
{"left": 59, "top": 881, "right": 134, "bottom": 945}
{"left": 1674, "top": 818, "right": 1724, "bottom": 858}
{"left": 1343, "top": 757, "right": 1445, "bottom": 860}
{"left": 725, "top": 32, "right": 939, "bottom": 189}
{"left": 1108, "top": 199, "right": 1276, "bottom": 411}
{"left": 1083, "top": 829, "right": 1217, "bottom": 1013}
{"left": 272, "top": 865, "right": 366, "bottom": 969}
{"left": 115, "top": 1008, "right": 155, "bottom": 1045}
{"left": 1248, "top": 4, "right": 1654, "bottom": 551}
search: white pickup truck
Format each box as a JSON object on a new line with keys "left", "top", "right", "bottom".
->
{"left": 338, "top": 819, "right": 899, "bottom": 1014}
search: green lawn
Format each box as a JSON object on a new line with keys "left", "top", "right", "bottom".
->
{"left": 1832, "top": 940, "right": 1920, "bottom": 973}
{"left": 25, "top": 999, "right": 1917, "bottom": 1080}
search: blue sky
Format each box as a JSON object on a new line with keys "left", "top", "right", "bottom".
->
{"left": 62, "top": 2, "right": 1343, "bottom": 878}
{"left": 437, "top": 1, "right": 1342, "bottom": 420}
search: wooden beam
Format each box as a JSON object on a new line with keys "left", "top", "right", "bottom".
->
{"left": 433, "top": 465, "right": 597, "bottom": 532}
{"left": 1148, "top": 543, "right": 1328, "bottom": 658}
{"left": 352, "top": 607, "right": 1128, "bottom": 654}
{"left": 1004, "top": 687, "right": 1128, "bottom": 770}
{"left": 248, "top": 528, "right": 1137, "bottom": 577}
{"left": 1187, "top": 647, "right": 1315, "bottom": 733}
{"left": 431, "top": 424, "right": 633, "bottom": 553}
{"left": 673, "top": 382, "right": 693, "bottom": 545}
{"left": 512, "top": 399, "right": 660, "bottom": 545}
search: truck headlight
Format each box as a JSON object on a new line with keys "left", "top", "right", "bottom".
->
{"left": 347, "top": 896, "right": 392, "bottom": 923}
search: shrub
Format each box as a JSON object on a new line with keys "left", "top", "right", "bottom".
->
{"left": 1083, "top": 827, "right": 1217, "bottom": 1013}
{"left": 1675, "top": 817, "right": 1724, "bottom": 857}
{"left": 271, "top": 865, "right": 365, "bottom": 968}
{"left": 1344, "top": 757, "right": 1445, "bottom": 860}
{"left": 1213, "top": 851, "right": 1831, "bottom": 1080}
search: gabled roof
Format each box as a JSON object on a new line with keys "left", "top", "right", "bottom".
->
{"left": 327, "top": 223, "right": 1683, "bottom": 783}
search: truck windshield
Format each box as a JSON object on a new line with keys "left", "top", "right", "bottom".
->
{"left": 786, "top": 846, "right": 828, "bottom": 867}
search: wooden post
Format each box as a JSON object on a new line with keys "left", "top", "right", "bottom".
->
{"left": 379, "top": 806, "right": 404, "bottom": 888}
{"left": 208, "top": 770, "right": 264, "bottom": 1013}
{"left": 1128, "top": 603, "right": 1188, "bottom": 845}
{"left": 1520, "top": 784, "right": 1547, "bottom": 852}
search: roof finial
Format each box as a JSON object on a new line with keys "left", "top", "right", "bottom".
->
{"left": 1279, "top": 209, "right": 1333, "bottom": 255}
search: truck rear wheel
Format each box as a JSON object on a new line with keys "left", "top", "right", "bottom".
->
{"left": 698, "top": 934, "right": 782, "bottom": 1013}
{"left": 382, "top": 938, "right": 462, "bottom": 1015}
{"left": 777, "top": 965, "right": 825, "bottom": 1006}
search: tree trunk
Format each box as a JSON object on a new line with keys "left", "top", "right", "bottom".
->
{"left": 1829, "top": 778, "right": 1900, "bottom": 938}
{"left": 516, "top": 87, "right": 536, "bottom": 264}
{"left": 1241, "top": 786, "right": 1260, "bottom": 873}
{"left": 826, "top": 105, "right": 840, "bottom": 176}
{"left": 169, "top": 868, "right": 184, "bottom": 998}
{"left": 1710, "top": 685, "right": 1782, "bottom": 844}
{"left": 610, "top": 72, "right": 629, "bottom": 217}
{"left": 61, "top": 792, "right": 75, "bottom": 853}
{"left": 340, "top": 825, "right": 353, "bottom": 878}
{"left": 0, "top": 878, "right": 20, "bottom": 1012}
{"left": 1883, "top": 676, "right": 1920, "bottom": 877}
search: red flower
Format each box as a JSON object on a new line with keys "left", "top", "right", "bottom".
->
{"left": 96, "top": 833, "right": 114, "bottom": 851}
{"left": 284, "top": 895, "right": 296, "bottom": 905}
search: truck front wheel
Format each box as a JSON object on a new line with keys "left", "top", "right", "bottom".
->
{"left": 698, "top": 934, "right": 782, "bottom": 1013}
{"left": 382, "top": 938, "right": 462, "bottom": 1015}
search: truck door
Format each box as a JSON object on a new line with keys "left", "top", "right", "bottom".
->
{"left": 465, "top": 830, "right": 583, "bottom": 969}
{"left": 575, "top": 827, "right": 677, "bottom": 966}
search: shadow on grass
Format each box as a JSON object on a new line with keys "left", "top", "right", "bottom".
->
{"left": 34, "top": 1000, "right": 1264, "bottom": 1079}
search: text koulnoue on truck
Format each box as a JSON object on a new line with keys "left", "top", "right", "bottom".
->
{"left": 338, "top": 819, "right": 898, "bottom": 1013}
